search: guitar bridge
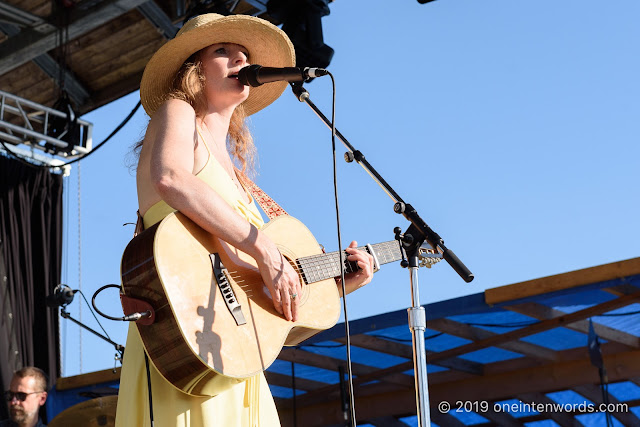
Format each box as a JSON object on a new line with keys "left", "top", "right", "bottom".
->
{"left": 210, "top": 254, "right": 246, "bottom": 326}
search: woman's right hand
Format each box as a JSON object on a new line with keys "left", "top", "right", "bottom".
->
{"left": 255, "top": 238, "right": 302, "bottom": 322}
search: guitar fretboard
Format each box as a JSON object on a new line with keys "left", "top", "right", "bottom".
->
{"left": 297, "top": 241, "right": 403, "bottom": 284}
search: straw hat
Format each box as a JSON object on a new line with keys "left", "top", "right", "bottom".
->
{"left": 140, "top": 13, "right": 296, "bottom": 117}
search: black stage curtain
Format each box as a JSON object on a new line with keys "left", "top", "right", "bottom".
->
{"left": 0, "top": 154, "right": 62, "bottom": 420}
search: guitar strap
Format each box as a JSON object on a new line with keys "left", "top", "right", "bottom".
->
{"left": 237, "top": 172, "right": 289, "bottom": 220}
{"left": 134, "top": 210, "right": 144, "bottom": 237}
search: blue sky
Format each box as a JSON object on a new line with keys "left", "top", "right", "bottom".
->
{"left": 57, "top": 0, "right": 639, "bottom": 377}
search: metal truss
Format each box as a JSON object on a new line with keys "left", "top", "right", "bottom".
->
{"left": 0, "top": 89, "right": 93, "bottom": 168}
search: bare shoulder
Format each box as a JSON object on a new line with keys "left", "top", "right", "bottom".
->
{"left": 141, "top": 99, "right": 198, "bottom": 157}
{"left": 147, "top": 99, "right": 196, "bottom": 132}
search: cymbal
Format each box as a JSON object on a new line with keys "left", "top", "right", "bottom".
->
{"left": 49, "top": 395, "right": 117, "bottom": 427}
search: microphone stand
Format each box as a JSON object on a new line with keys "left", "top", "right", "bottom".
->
{"left": 289, "top": 82, "right": 474, "bottom": 427}
{"left": 59, "top": 306, "right": 125, "bottom": 362}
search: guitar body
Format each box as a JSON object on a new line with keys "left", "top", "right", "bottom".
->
{"left": 121, "top": 212, "right": 340, "bottom": 395}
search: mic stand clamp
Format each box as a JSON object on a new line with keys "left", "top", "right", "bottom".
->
{"left": 59, "top": 306, "right": 125, "bottom": 362}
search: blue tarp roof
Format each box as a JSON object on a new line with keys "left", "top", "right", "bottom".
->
{"left": 268, "top": 257, "right": 640, "bottom": 426}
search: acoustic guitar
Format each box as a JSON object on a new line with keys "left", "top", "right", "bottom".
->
{"left": 120, "top": 212, "right": 439, "bottom": 395}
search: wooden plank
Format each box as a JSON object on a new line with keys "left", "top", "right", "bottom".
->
{"left": 56, "top": 367, "right": 121, "bottom": 391}
{"left": 65, "top": 10, "right": 148, "bottom": 56}
{"left": 429, "top": 411, "right": 467, "bottom": 427}
{"left": 366, "top": 416, "right": 414, "bottom": 427}
{"left": 475, "top": 407, "right": 524, "bottom": 427}
{"left": 517, "top": 392, "right": 584, "bottom": 427}
{"left": 485, "top": 257, "right": 640, "bottom": 306}
{"left": 427, "top": 317, "right": 559, "bottom": 361}
{"left": 278, "top": 347, "right": 415, "bottom": 388}
{"left": 433, "top": 349, "right": 640, "bottom": 404}
{"left": 264, "top": 371, "right": 327, "bottom": 392}
{"left": 336, "top": 334, "right": 484, "bottom": 375}
{"left": 11, "top": 0, "right": 51, "bottom": 17}
{"left": 572, "top": 384, "right": 640, "bottom": 427}
{"left": 0, "top": 61, "right": 47, "bottom": 94}
{"left": 483, "top": 341, "right": 629, "bottom": 376}
{"left": 0, "top": 0, "right": 150, "bottom": 75}
{"left": 505, "top": 302, "right": 640, "bottom": 348}
{"left": 89, "top": 44, "right": 160, "bottom": 90}
{"left": 69, "top": 15, "right": 159, "bottom": 73}
{"left": 79, "top": 69, "right": 144, "bottom": 114}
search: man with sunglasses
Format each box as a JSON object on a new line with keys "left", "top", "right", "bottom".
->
{"left": 2, "top": 367, "right": 48, "bottom": 427}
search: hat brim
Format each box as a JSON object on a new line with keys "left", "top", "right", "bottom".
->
{"left": 140, "top": 14, "right": 296, "bottom": 117}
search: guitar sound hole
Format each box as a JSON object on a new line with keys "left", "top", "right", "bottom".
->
{"left": 258, "top": 257, "right": 305, "bottom": 303}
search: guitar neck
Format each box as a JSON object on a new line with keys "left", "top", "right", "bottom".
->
{"left": 297, "top": 241, "right": 402, "bottom": 284}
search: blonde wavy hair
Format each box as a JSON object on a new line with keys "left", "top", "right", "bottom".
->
{"left": 168, "top": 52, "right": 256, "bottom": 176}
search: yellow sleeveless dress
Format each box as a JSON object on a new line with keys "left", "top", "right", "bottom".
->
{"left": 115, "top": 133, "right": 280, "bottom": 427}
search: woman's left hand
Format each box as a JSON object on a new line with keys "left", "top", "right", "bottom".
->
{"left": 339, "top": 241, "right": 375, "bottom": 296}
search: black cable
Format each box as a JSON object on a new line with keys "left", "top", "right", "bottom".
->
{"left": 465, "top": 321, "right": 538, "bottom": 328}
{"left": 144, "top": 351, "right": 155, "bottom": 427}
{"left": 325, "top": 70, "right": 357, "bottom": 427}
{"left": 77, "top": 289, "right": 112, "bottom": 340}
{"left": 91, "top": 284, "right": 125, "bottom": 321}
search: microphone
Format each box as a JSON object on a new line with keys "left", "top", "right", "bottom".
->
{"left": 46, "top": 284, "right": 77, "bottom": 307}
{"left": 237, "top": 64, "right": 328, "bottom": 87}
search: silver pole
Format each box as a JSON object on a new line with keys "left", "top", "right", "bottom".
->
{"left": 408, "top": 265, "right": 431, "bottom": 427}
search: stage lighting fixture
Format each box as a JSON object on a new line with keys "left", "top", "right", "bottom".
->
{"left": 267, "top": 0, "right": 334, "bottom": 70}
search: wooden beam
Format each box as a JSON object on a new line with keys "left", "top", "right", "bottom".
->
{"left": 365, "top": 416, "right": 411, "bottom": 427}
{"left": 278, "top": 347, "right": 415, "bottom": 388}
{"left": 504, "top": 302, "right": 640, "bottom": 348}
{"left": 429, "top": 411, "right": 467, "bottom": 427}
{"left": 0, "top": 0, "right": 150, "bottom": 75}
{"left": 56, "top": 367, "right": 121, "bottom": 390}
{"left": 264, "top": 371, "right": 327, "bottom": 392}
{"left": 137, "top": 1, "right": 178, "bottom": 40}
{"left": 434, "top": 349, "right": 640, "bottom": 404}
{"left": 473, "top": 406, "right": 524, "bottom": 427}
{"left": 572, "top": 384, "right": 640, "bottom": 426}
{"left": 485, "top": 257, "right": 640, "bottom": 306}
{"left": 603, "top": 283, "right": 640, "bottom": 297}
{"left": 483, "top": 341, "right": 629, "bottom": 377}
{"left": 517, "top": 392, "right": 584, "bottom": 427}
{"left": 336, "top": 333, "right": 484, "bottom": 375}
{"left": 0, "top": 22, "right": 90, "bottom": 106}
{"left": 78, "top": 71, "right": 143, "bottom": 115}
{"left": 427, "top": 317, "right": 559, "bottom": 361}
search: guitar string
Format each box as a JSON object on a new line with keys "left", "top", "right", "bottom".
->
{"left": 221, "top": 242, "right": 402, "bottom": 291}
